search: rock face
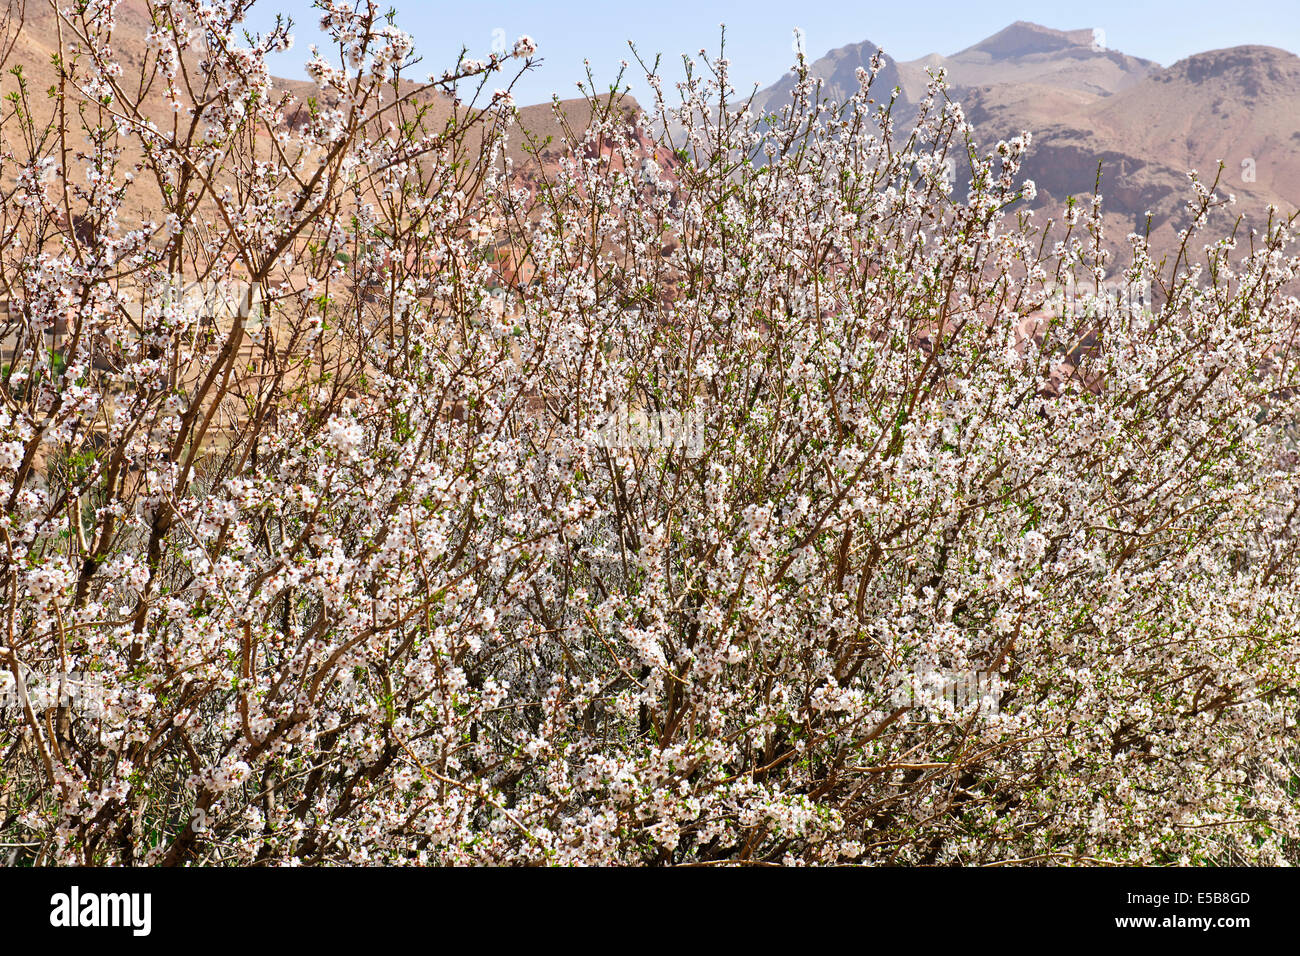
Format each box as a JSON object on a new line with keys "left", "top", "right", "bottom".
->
{"left": 750, "top": 23, "right": 1300, "bottom": 267}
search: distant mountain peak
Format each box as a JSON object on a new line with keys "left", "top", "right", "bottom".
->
{"left": 955, "top": 21, "right": 1105, "bottom": 60}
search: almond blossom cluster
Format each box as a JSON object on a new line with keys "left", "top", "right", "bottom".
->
{"left": 1, "top": 2, "right": 1299, "bottom": 866}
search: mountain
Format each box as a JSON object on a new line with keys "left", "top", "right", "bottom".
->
{"left": 909, "top": 20, "right": 1154, "bottom": 94}
{"left": 8, "top": 6, "right": 1300, "bottom": 276}
{"left": 749, "top": 39, "right": 905, "bottom": 115}
{"left": 751, "top": 22, "right": 1157, "bottom": 117}
{"left": 898, "top": 21, "right": 1159, "bottom": 99}
{"left": 977, "top": 44, "right": 1300, "bottom": 262}
{"left": 752, "top": 22, "right": 1300, "bottom": 268}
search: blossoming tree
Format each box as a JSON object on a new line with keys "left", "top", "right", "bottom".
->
{"left": 2, "top": 0, "right": 1299, "bottom": 865}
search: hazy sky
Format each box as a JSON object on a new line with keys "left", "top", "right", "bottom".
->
{"left": 245, "top": 1, "right": 1299, "bottom": 107}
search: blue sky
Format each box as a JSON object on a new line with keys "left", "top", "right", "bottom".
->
{"left": 245, "top": 1, "right": 1299, "bottom": 108}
